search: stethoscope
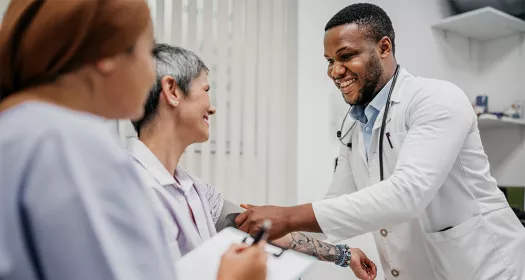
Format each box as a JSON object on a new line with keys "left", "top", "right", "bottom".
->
{"left": 336, "top": 64, "right": 401, "bottom": 181}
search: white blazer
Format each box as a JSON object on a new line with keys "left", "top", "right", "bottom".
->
{"left": 312, "top": 68, "right": 525, "bottom": 280}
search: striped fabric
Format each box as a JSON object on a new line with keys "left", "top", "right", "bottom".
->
{"left": 173, "top": 165, "right": 222, "bottom": 237}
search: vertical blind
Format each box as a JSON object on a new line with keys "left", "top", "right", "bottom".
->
{"left": 118, "top": 0, "right": 297, "bottom": 206}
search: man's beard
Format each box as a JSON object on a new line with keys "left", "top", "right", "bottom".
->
{"left": 345, "top": 54, "right": 383, "bottom": 106}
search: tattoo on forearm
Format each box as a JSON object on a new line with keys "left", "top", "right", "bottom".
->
{"left": 289, "top": 232, "right": 341, "bottom": 263}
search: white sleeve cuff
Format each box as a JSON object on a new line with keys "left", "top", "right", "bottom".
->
{"left": 312, "top": 200, "right": 351, "bottom": 243}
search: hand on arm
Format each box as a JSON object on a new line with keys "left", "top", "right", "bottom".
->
{"left": 235, "top": 204, "right": 321, "bottom": 240}
{"left": 234, "top": 127, "right": 357, "bottom": 240}
{"left": 235, "top": 128, "right": 359, "bottom": 240}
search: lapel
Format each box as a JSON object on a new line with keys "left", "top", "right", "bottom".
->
{"left": 372, "top": 67, "right": 410, "bottom": 131}
{"left": 151, "top": 184, "right": 203, "bottom": 248}
{"left": 351, "top": 67, "right": 411, "bottom": 189}
{"left": 358, "top": 128, "right": 367, "bottom": 165}
{"left": 175, "top": 166, "right": 218, "bottom": 237}
{"left": 351, "top": 124, "right": 370, "bottom": 190}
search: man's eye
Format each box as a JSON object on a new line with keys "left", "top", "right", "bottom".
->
{"left": 341, "top": 54, "right": 353, "bottom": 60}
{"left": 326, "top": 59, "right": 334, "bottom": 64}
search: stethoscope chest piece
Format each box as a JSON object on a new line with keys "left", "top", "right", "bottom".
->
{"left": 337, "top": 108, "right": 357, "bottom": 148}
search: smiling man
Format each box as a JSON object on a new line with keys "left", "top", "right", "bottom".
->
{"left": 236, "top": 3, "right": 525, "bottom": 280}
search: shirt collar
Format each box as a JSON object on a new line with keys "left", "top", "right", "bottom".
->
{"left": 127, "top": 138, "right": 177, "bottom": 186}
{"left": 369, "top": 77, "right": 393, "bottom": 112}
{"left": 174, "top": 165, "right": 194, "bottom": 185}
{"left": 348, "top": 76, "right": 394, "bottom": 123}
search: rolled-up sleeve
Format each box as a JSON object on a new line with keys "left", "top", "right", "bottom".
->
{"left": 202, "top": 184, "right": 226, "bottom": 225}
{"left": 312, "top": 82, "right": 474, "bottom": 242}
{"left": 24, "top": 132, "right": 177, "bottom": 280}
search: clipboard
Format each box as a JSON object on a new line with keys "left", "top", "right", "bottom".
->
{"left": 241, "top": 235, "right": 286, "bottom": 257}
{"left": 174, "top": 227, "right": 315, "bottom": 280}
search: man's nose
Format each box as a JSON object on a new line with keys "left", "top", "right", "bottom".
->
{"left": 331, "top": 62, "right": 346, "bottom": 78}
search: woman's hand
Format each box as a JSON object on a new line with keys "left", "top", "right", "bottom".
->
{"left": 349, "top": 248, "right": 377, "bottom": 280}
{"left": 217, "top": 241, "right": 268, "bottom": 280}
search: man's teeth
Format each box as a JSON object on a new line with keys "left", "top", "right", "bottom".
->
{"left": 339, "top": 79, "right": 356, "bottom": 88}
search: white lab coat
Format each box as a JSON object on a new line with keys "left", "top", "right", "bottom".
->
{"left": 312, "top": 68, "right": 525, "bottom": 280}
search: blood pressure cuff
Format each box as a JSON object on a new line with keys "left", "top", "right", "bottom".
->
{"left": 215, "top": 199, "right": 244, "bottom": 232}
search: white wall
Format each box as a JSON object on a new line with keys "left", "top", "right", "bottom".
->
{"left": 295, "top": 0, "right": 507, "bottom": 279}
{"left": 477, "top": 35, "right": 525, "bottom": 187}
{"left": 0, "top": 0, "right": 9, "bottom": 21}
{"left": 479, "top": 35, "right": 525, "bottom": 112}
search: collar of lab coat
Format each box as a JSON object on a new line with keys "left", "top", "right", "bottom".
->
{"left": 127, "top": 138, "right": 177, "bottom": 186}
{"left": 373, "top": 67, "right": 412, "bottom": 129}
{"left": 388, "top": 67, "right": 410, "bottom": 104}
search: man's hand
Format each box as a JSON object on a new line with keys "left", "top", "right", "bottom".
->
{"left": 349, "top": 248, "right": 377, "bottom": 280}
{"left": 236, "top": 203, "right": 322, "bottom": 240}
{"left": 235, "top": 204, "right": 292, "bottom": 240}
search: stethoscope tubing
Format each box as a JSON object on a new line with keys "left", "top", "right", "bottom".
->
{"left": 337, "top": 64, "right": 401, "bottom": 181}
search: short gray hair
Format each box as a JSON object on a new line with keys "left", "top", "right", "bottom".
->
{"left": 132, "top": 44, "right": 209, "bottom": 135}
{"left": 152, "top": 44, "right": 209, "bottom": 96}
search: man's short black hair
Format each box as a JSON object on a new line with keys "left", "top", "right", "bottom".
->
{"left": 325, "top": 3, "right": 395, "bottom": 54}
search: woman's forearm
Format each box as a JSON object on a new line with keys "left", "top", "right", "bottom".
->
{"left": 273, "top": 232, "right": 341, "bottom": 263}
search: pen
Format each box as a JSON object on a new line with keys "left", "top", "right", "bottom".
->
{"left": 251, "top": 219, "right": 272, "bottom": 244}
{"left": 386, "top": 132, "right": 393, "bottom": 149}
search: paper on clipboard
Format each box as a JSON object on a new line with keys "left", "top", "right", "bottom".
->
{"left": 174, "top": 227, "right": 316, "bottom": 280}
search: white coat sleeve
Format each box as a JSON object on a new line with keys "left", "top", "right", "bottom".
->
{"left": 312, "top": 83, "right": 475, "bottom": 242}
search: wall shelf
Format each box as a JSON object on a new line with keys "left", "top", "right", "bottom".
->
{"left": 478, "top": 114, "right": 525, "bottom": 129}
{"left": 432, "top": 7, "right": 525, "bottom": 42}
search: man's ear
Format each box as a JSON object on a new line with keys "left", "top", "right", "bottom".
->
{"left": 378, "top": 36, "right": 393, "bottom": 58}
{"left": 160, "top": 75, "right": 181, "bottom": 107}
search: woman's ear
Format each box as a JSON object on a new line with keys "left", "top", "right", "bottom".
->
{"left": 160, "top": 75, "right": 181, "bottom": 107}
{"left": 95, "top": 57, "right": 118, "bottom": 75}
